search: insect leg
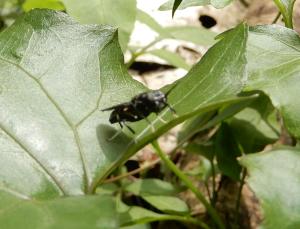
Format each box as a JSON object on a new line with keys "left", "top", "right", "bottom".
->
{"left": 123, "top": 122, "right": 135, "bottom": 134}
{"left": 107, "top": 117, "right": 123, "bottom": 141}
{"left": 118, "top": 122, "right": 123, "bottom": 128}
{"left": 165, "top": 102, "right": 178, "bottom": 117}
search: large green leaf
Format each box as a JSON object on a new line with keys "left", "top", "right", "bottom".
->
{"left": 0, "top": 9, "right": 144, "bottom": 198}
{"left": 159, "top": 0, "right": 233, "bottom": 11}
{"left": 245, "top": 25, "right": 300, "bottom": 139}
{"left": 0, "top": 8, "right": 140, "bottom": 227}
{"left": 273, "top": 0, "right": 296, "bottom": 28}
{"left": 240, "top": 148, "right": 300, "bottom": 229}
{"left": 0, "top": 191, "right": 117, "bottom": 229}
{"left": 61, "top": 0, "right": 137, "bottom": 51}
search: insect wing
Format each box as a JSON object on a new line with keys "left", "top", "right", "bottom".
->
{"left": 101, "top": 102, "right": 132, "bottom": 111}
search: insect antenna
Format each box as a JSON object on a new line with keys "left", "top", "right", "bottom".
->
{"left": 162, "top": 83, "right": 178, "bottom": 116}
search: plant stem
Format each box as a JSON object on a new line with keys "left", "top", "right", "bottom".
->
{"left": 103, "top": 158, "right": 160, "bottom": 183}
{"left": 126, "top": 37, "right": 162, "bottom": 68}
{"left": 234, "top": 168, "right": 247, "bottom": 226}
{"left": 210, "top": 158, "right": 217, "bottom": 207}
{"left": 204, "top": 181, "right": 212, "bottom": 202}
{"left": 151, "top": 140, "right": 225, "bottom": 229}
{"left": 272, "top": 11, "right": 281, "bottom": 24}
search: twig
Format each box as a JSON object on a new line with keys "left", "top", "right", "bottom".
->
{"left": 126, "top": 37, "right": 162, "bottom": 68}
{"left": 272, "top": 11, "right": 281, "bottom": 24}
{"left": 234, "top": 169, "right": 247, "bottom": 226}
{"left": 103, "top": 158, "right": 160, "bottom": 183}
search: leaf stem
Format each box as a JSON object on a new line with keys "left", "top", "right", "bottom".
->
{"left": 234, "top": 168, "right": 247, "bottom": 226}
{"left": 103, "top": 158, "right": 160, "bottom": 183}
{"left": 210, "top": 158, "right": 217, "bottom": 207}
{"left": 272, "top": 11, "right": 281, "bottom": 24}
{"left": 126, "top": 37, "right": 162, "bottom": 68}
{"left": 151, "top": 140, "right": 225, "bottom": 229}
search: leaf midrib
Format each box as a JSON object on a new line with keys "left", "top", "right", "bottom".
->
{"left": 0, "top": 56, "right": 90, "bottom": 195}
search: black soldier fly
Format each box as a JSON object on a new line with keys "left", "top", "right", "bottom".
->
{"left": 102, "top": 84, "right": 177, "bottom": 140}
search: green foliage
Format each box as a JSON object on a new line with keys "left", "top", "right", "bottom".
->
{"left": 240, "top": 148, "right": 300, "bottom": 229}
{"left": 61, "top": 0, "right": 137, "bottom": 51}
{"left": 273, "top": 0, "right": 296, "bottom": 28}
{"left": 215, "top": 123, "right": 242, "bottom": 181}
{"left": 124, "top": 179, "right": 179, "bottom": 196}
{"left": 246, "top": 25, "right": 300, "bottom": 139}
{"left": 1, "top": 1, "right": 300, "bottom": 228}
{"left": 124, "top": 179, "right": 188, "bottom": 215}
{"left": 0, "top": 191, "right": 117, "bottom": 229}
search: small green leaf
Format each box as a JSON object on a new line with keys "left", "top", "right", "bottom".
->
{"left": 124, "top": 179, "right": 178, "bottom": 196}
{"left": 0, "top": 192, "right": 118, "bottom": 229}
{"left": 184, "top": 156, "right": 212, "bottom": 181}
{"left": 142, "top": 195, "right": 189, "bottom": 214}
{"left": 185, "top": 142, "right": 214, "bottom": 161}
{"left": 119, "top": 205, "right": 186, "bottom": 227}
{"left": 228, "top": 96, "right": 279, "bottom": 154}
{"left": 61, "top": 0, "right": 137, "bottom": 51}
{"left": 273, "top": 0, "right": 296, "bottom": 28}
{"left": 215, "top": 123, "right": 242, "bottom": 180}
{"left": 148, "top": 49, "right": 190, "bottom": 70}
{"left": 240, "top": 148, "right": 300, "bottom": 229}
{"left": 22, "top": 0, "right": 65, "bottom": 11}
{"left": 96, "top": 183, "right": 119, "bottom": 195}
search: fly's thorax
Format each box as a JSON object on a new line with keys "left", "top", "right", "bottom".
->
{"left": 149, "top": 90, "right": 167, "bottom": 112}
